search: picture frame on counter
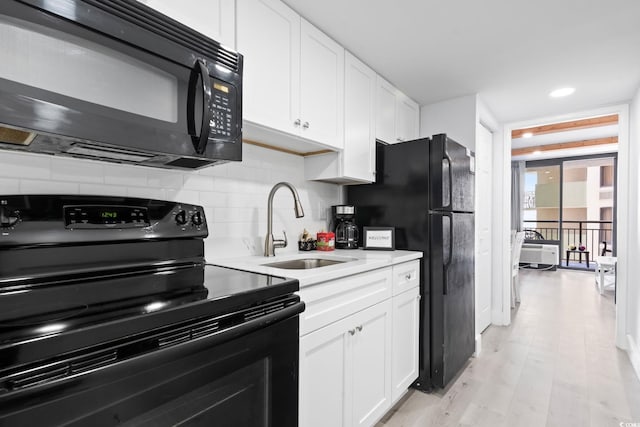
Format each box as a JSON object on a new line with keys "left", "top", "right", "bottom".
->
{"left": 363, "top": 227, "right": 395, "bottom": 250}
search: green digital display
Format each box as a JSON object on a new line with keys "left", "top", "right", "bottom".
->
{"left": 100, "top": 211, "right": 118, "bottom": 219}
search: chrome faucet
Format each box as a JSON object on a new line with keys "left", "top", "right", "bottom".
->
{"left": 264, "top": 182, "right": 305, "bottom": 257}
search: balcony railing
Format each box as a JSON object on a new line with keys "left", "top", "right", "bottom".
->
{"left": 522, "top": 220, "right": 614, "bottom": 267}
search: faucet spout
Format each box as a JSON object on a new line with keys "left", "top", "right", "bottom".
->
{"left": 265, "top": 182, "right": 305, "bottom": 257}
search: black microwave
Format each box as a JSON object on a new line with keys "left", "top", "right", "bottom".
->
{"left": 0, "top": 0, "right": 242, "bottom": 169}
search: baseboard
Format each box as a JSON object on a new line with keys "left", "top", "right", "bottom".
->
{"left": 473, "top": 333, "right": 482, "bottom": 357}
{"left": 627, "top": 334, "right": 640, "bottom": 382}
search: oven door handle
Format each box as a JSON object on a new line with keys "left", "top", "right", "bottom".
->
{"left": 0, "top": 301, "right": 305, "bottom": 400}
{"left": 187, "top": 59, "right": 213, "bottom": 155}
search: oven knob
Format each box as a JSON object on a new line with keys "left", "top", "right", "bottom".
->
{"left": 175, "top": 210, "right": 187, "bottom": 225}
{"left": 0, "top": 207, "right": 19, "bottom": 228}
{"left": 191, "top": 211, "right": 203, "bottom": 226}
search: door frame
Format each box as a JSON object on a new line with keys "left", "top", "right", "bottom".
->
{"left": 496, "top": 103, "right": 629, "bottom": 350}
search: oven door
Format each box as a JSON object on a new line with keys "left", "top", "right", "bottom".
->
{"left": 0, "top": 0, "right": 242, "bottom": 167}
{"left": 0, "top": 305, "right": 301, "bottom": 427}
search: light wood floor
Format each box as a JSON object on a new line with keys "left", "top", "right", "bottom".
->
{"left": 376, "top": 268, "right": 640, "bottom": 427}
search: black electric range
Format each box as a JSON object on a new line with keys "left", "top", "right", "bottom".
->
{"left": 0, "top": 195, "right": 302, "bottom": 427}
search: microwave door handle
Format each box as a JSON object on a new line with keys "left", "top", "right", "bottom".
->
{"left": 187, "top": 60, "right": 213, "bottom": 154}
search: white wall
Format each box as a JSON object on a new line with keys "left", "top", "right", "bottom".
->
{"left": 420, "top": 94, "right": 478, "bottom": 151}
{"left": 627, "top": 86, "right": 640, "bottom": 378}
{"left": 0, "top": 144, "right": 342, "bottom": 260}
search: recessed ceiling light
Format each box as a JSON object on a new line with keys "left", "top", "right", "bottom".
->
{"left": 549, "top": 87, "right": 575, "bottom": 98}
{"left": 522, "top": 132, "right": 533, "bottom": 138}
{"left": 533, "top": 150, "right": 542, "bottom": 155}
{"left": 545, "top": 170, "right": 550, "bottom": 174}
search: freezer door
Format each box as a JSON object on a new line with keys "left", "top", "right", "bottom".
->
{"left": 429, "top": 134, "right": 475, "bottom": 212}
{"left": 430, "top": 211, "right": 475, "bottom": 388}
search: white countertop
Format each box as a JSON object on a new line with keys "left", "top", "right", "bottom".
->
{"left": 211, "top": 249, "right": 422, "bottom": 288}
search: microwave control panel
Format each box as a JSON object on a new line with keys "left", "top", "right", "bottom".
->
{"left": 208, "top": 78, "right": 238, "bottom": 142}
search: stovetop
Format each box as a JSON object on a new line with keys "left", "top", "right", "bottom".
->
{"left": 0, "top": 264, "right": 298, "bottom": 370}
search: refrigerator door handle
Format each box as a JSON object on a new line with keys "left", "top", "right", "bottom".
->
{"left": 442, "top": 152, "right": 453, "bottom": 210}
{"left": 442, "top": 212, "right": 453, "bottom": 295}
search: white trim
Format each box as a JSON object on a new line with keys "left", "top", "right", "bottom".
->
{"left": 627, "top": 335, "right": 640, "bottom": 382}
{"left": 491, "top": 125, "right": 511, "bottom": 325}
{"left": 474, "top": 333, "right": 482, "bottom": 357}
{"left": 500, "top": 103, "right": 629, "bottom": 339}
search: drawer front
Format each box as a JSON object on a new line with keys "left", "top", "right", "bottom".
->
{"left": 298, "top": 267, "right": 392, "bottom": 336}
{"left": 392, "top": 260, "right": 420, "bottom": 296}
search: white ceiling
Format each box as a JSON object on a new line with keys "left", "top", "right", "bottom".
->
{"left": 282, "top": 0, "right": 640, "bottom": 123}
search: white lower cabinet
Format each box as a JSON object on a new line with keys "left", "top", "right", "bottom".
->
{"left": 299, "top": 260, "right": 420, "bottom": 427}
{"left": 299, "top": 299, "right": 392, "bottom": 427}
{"left": 391, "top": 286, "right": 420, "bottom": 403}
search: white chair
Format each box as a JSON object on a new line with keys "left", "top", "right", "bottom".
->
{"left": 595, "top": 256, "right": 617, "bottom": 294}
{"left": 511, "top": 231, "right": 526, "bottom": 308}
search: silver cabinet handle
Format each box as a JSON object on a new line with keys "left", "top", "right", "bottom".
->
{"left": 302, "top": 121, "right": 310, "bottom": 129}
{"left": 356, "top": 325, "right": 363, "bottom": 332}
{"left": 294, "top": 119, "right": 301, "bottom": 127}
{"left": 348, "top": 329, "right": 356, "bottom": 336}
{"left": 396, "top": 137, "right": 403, "bottom": 142}
{"left": 405, "top": 273, "right": 412, "bottom": 280}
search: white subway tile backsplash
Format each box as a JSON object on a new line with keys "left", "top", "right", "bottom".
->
{"left": 51, "top": 158, "right": 105, "bottom": 183}
{"left": 0, "top": 151, "right": 51, "bottom": 180}
{"left": 127, "top": 186, "right": 166, "bottom": 200}
{"left": 166, "top": 189, "right": 200, "bottom": 205}
{"left": 0, "top": 178, "right": 20, "bottom": 194}
{"left": 147, "top": 169, "right": 184, "bottom": 189}
{"left": 79, "top": 183, "right": 128, "bottom": 197}
{"left": 0, "top": 144, "right": 341, "bottom": 258}
{"left": 20, "top": 179, "right": 79, "bottom": 194}
{"left": 198, "top": 191, "right": 229, "bottom": 208}
{"left": 183, "top": 173, "right": 214, "bottom": 191}
{"left": 104, "top": 164, "right": 148, "bottom": 186}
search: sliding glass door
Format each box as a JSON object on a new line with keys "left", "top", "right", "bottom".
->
{"left": 523, "top": 153, "right": 617, "bottom": 270}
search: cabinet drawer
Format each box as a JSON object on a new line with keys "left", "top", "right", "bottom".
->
{"left": 298, "top": 267, "right": 392, "bottom": 336}
{"left": 392, "top": 260, "right": 420, "bottom": 296}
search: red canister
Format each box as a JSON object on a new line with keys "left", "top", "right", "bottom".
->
{"left": 316, "top": 232, "right": 335, "bottom": 251}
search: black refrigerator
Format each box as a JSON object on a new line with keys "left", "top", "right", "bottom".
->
{"left": 347, "top": 134, "right": 475, "bottom": 391}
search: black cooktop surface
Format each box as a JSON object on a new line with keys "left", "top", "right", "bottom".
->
{"left": 0, "top": 264, "right": 298, "bottom": 369}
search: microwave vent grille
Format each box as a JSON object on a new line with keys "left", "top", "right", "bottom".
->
{"left": 83, "top": 0, "right": 241, "bottom": 72}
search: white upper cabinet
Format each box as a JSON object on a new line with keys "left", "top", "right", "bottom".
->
{"left": 376, "top": 76, "right": 420, "bottom": 144}
{"left": 237, "top": 0, "right": 300, "bottom": 136}
{"left": 299, "top": 19, "right": 345, "bottom": 149}
{"left": 305, "top": 51, "right": 376, "bottom": 183}
{"left": 376, "top": 77, "right": 397, "bottom": 144}
{"left": 137, "top": 0, "right": 235, "bottom": 48}
{"left": 237, "top": 0, "right": 344, "bottom": 150}
{"left": 396, "top": 92, "right": 420, "bottom": 143}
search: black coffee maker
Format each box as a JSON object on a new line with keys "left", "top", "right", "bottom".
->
{"left": 332, "top": 205, "right": 359, "bottom": 249}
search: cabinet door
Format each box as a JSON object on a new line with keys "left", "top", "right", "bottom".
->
{"left": 299, "top": 19, "right": 345, "bottom": 149}
{"left": 391, "top": 287, "right": 420, "bottom": 403}
{"left": 396, "top": 93, "right": 420, "bottom": 142}
{"left": 137, "top": 0, "right": 235, "bottom": 47}
{"left": 376, "top": 76, "right": 396, "bottom": 144}
{"left": 237, "top": 0, "right": 300, "bottom": 135}
{"left": 351, "top": 300, "right": 392, "bottom": 427}
{"left": 299, "top": 315, "right": 353, "bottom": 427}
{"left": 343, "top": 52, "right": 376, "bottom": 182}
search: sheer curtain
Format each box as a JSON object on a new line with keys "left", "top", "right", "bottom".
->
{"left": 511, "top": 161, "right": 525, "bottom": 231}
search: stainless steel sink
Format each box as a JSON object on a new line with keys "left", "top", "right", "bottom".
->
{"left": 262, "top": 258, "right": 351, "bottom": 270}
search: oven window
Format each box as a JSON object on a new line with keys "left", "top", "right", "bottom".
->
{"left": 122, "top": 359, "right": 271, "bottom": 427}
{"left": 0, "top": 16, "right": 178, "bottom": 122}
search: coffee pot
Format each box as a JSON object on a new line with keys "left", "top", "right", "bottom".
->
{"left": 332, "top": 205, "right": 359, "bottom": 249}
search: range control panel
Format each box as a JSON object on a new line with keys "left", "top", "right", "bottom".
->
{"left": 64, "top": 205, "right": 150, "bottom": 228}
{"left": 0, "top": 195, "right": 208, "bottom": 247}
